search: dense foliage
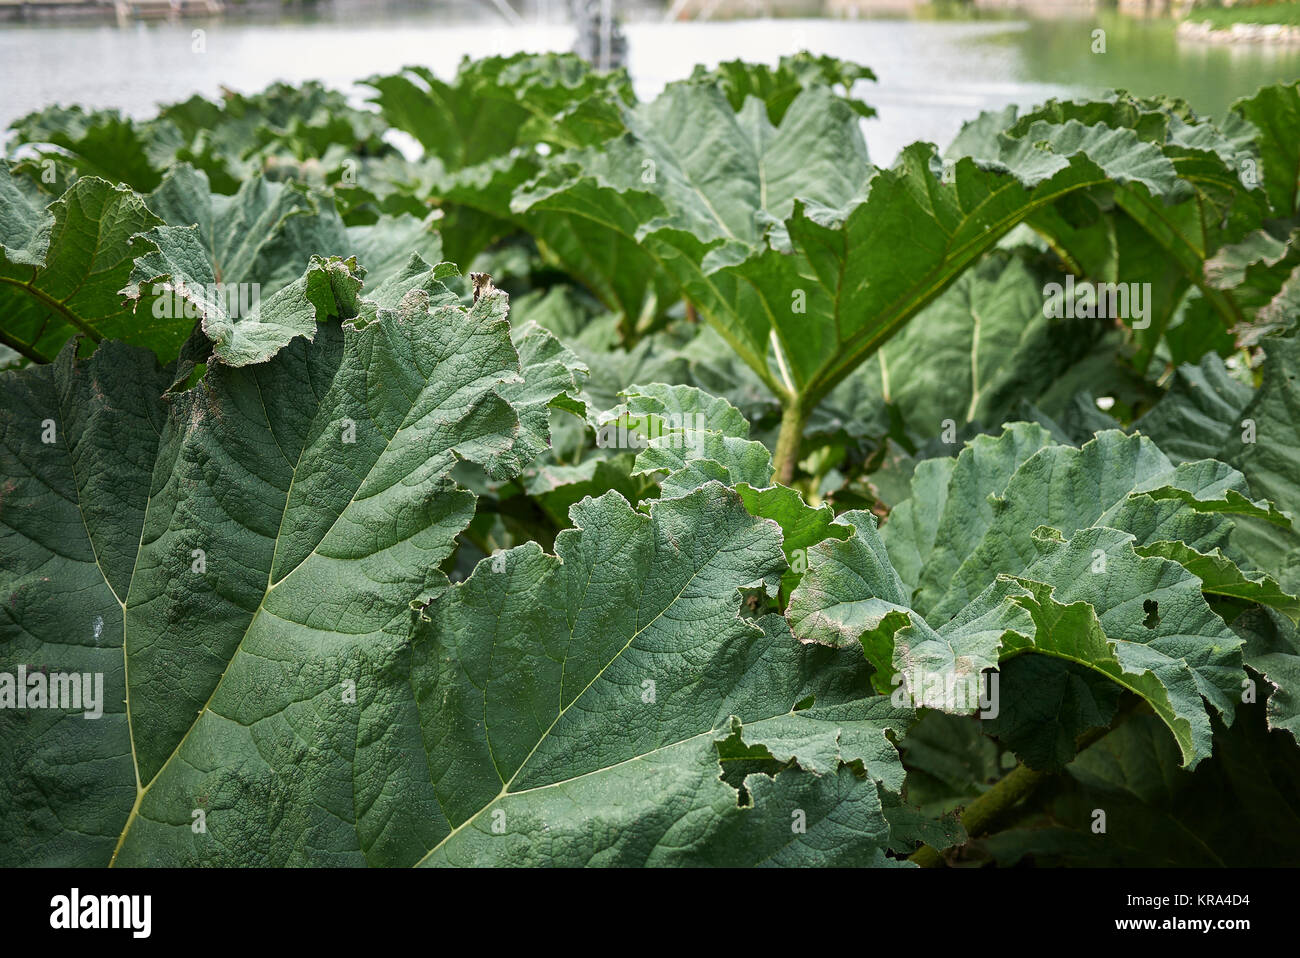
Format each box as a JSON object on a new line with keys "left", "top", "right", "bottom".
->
{"left": 1, "top": 53, "right": 1298, "bottom": 867}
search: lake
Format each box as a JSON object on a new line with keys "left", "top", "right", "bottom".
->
{"left": 2, "top": 4, "right": 1298, "bottom": 163}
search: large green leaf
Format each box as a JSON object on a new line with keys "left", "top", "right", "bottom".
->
{"left": 821, "top": 251, "right": 1112, "bottom": 446}
{"left": 0, "top": 271, "right": 582, "bottom": 866}
{"left": 789, "top": 425, "right": 1291, "bottom": 768}
{"left": 159, "top": 81, "right": 396, "bottom": 193}
{"left": 413, "top": 487, "right": 911, "bottom": 866}
{"left": 596, "top": 383, "right": 850, "bottom": 569}
{"left": 497, "top": 319, "right": 590, "bottom": 474}
{"left": 1231, "top": 606, "right": 1300, "bottom": 743}
{"left": 0, "top": 161, "right": 447, "bottom": 367}
{"left": 976, "top": 705, "right": 1300, "bottom": 866}
{"left": 946, "top": 91, "right": 1279, "bottom": 370}
{"left": 133, "top": 165, "right": 445, "bottom": 365}
{"left": 0, "top": 166, "right": 187, "bottom": 364}
{"left": 7, "top": 84, "right": 396, "bottom": 196}
{"left": 717, "top": 120, "right": 1178, "bottom": 404}
{"left": 1205, "top": 223, "right": 1300, "bottom": 343}
{"left": 890, "top": 421, "right": 1059, "bottom": 604}
{"left": 5, "top": 106, "right": 182, "bottom": 193}
{"left": 1231, "top": 81, "right": 1300, "bottom": 217}
{"left": 1220, "top": 330, "right": 1300, "bottom": 594}
{"left": 921, "top": 430, "right": 1287, "bottom": 619}
{"left": 686, "top": 52, "right": 877, "bottom": 124}
{"left": 143, "top": 164, "right": 442, "bottom": 296}
{"left": 365, "top": 54, "right": 632, "bottom": 168}
{"left": 363, "top": 54, "right": 634, "bottom": 269}
{"left": 515, "top": 82, "right": 872, "bottom": 386}
{"left": 1131, "top": 330, "right": 1300, "bottom": 610}
{"left": 1132, "top": 352, "right": 1254, "bottom": 463}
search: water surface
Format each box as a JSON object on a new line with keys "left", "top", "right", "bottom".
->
{"left": 2, "top": 7, "right": 1297, "bottom": 163}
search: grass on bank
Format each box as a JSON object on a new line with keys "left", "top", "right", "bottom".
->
{"left": 1186, "top": 1, "right": 1300, "bottom": 29}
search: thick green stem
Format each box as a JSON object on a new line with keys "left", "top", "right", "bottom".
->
{"left": 0, "top": 328, "right": 51, "bottom": 364}
{"left": 909, "top": 764, "right": 1047, "bottom": 867}
{"left": 771, "top": 398, "right": 805, "bottom": 486}
{"left": 0, "top": 277, "right": 104, "bottom": 346}
{"left": 908, "top": 707, "right": 1134, "bottom": 867}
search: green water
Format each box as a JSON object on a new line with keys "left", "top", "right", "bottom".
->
{"left": 1013, "top": 12, "right": 1300, "bottom": 118}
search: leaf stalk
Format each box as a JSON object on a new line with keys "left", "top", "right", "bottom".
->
{"left": 771, "top": 397, "right": 806, "bottom": 486}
